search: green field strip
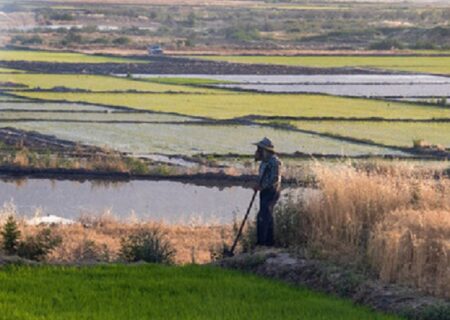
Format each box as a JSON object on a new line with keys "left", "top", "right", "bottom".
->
{"left": 0, "top": 73, "right": 223, "bottom": 93}
{"left": 0, "top": 50, "right": 143, "bottom": 63}
{"left": 0, "top": 67, "right": 26, "bottom": 73}
{"left": 288, "top": 121, "right": 450, "bottom": 149}
{"left": 192, "top": 55, "right": 450, "bottom": 75}
{"left": 0, "top": 265, "right": 401, "bottom": 320}
{"left": 142, "top": 77, "right": 236, "bottom": 86}
{"left": 13, "top": 92, "right": 450, "bottom": 120}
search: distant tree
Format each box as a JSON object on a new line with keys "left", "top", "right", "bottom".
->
{"left": 185, "top": 12, "right": 196, "bottom": 28}
{"left": 112, "top": 37, "right": 131, "bottom": 45}
{"left": 369, "top": 39, "right": 404, "bottom": 50}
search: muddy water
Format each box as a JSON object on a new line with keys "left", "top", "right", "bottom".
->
{"left": 0, "top": 179, "right": 265, "bottom": 224}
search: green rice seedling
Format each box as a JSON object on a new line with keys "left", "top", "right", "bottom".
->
{"left": 0, "top": 264, "right": 402, "bottom": 319}
{"left": 14, "top": 92, "right": 450, "bottom": 120}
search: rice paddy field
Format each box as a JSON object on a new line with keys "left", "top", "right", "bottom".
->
{"left": 1, "top": 48, "right": 449, "bottom": 158}
{"left": 10, "top": 121, "right": 406, "bottom": 156}
{"left": 13, "top": 91, "right": 450, "bottom": 120}
{"left": 0, "top": 264, "right": 400, "bottom": 320}
{"left": 0, "top": 73, "right": 221, "bottom": 93}
{"left": 193, "top": 55, "right": 450, "bottom": 75}
{"left": 288, "top": 121, "right": 450, "bottom": 148}
{"left": 0, "top": 8, "right": 449, "bottom": 319}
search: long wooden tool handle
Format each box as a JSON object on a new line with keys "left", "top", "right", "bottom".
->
{"left": 229, "top": 189, "right": 258, "bottom": 254}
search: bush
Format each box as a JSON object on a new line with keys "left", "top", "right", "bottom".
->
{"left": 112, "top": 37, "right": 131, "bottom": 45}
{"left": 274, "top": 197, "right": 309, "bottom": 248}
{"left": 72, "top": 239, "right": 110, "bottom": 263}
{"left": 17, "top": 228, "right": 62, "bottom": 261}
{"left": 11, "top": 35, "right": 43, "bottom": 45}
{"left": 225, "top": 26, "right": 260, "bottom": 42}
{"left": 1, "top": 215, "right": 20, "bottom": 255}
{"left": 61, "top": 31, "right": 83, "bottom": 46}
{"left": 120, "top": 228, "right": 175, "bottom": 264}
{"left": 369, "top": 39, "right": 404, "bottom": 50}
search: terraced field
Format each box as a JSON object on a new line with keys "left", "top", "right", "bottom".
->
{"left": 288, "top": 121, "right": 450, "bottom": 148}
{"left": 13, "top": 92, "right": 450, "bottom": 120}
{"left": 194, "top": 55, "right": 450, "bottom": 75}
{"left": 0, "top": 73, "right": 221, "bottom": 93}
{"left": 1, "top": 49, "right": 449, "bottom": 160}
{"left": 10, "top": 120, "right": 408, "bottom": 156}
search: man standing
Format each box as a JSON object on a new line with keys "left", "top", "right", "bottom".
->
{"left": 253, "top": 137, "right": 282, "bottom": 247}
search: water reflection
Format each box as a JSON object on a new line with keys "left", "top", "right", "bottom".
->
{"left": 0, "top": 178, "right": 257, "bottom": 224}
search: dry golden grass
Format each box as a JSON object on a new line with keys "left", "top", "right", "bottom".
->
{"left": 0, "top": 210, "right": 233, "bottom": 265}
{"left": 294, "top": 161, "right": 450, "bottom": 298}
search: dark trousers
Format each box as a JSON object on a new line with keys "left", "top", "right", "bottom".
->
{"left": 257, "top": 188, "right": 280, "bottom": 246}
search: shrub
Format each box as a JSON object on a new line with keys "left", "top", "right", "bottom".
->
{"left": 274, "top": 197, "right": 309, "bottom": 248}
{"left": 369, "top": 39, "right": 404, "bottom": 50}
{"left": 72, "top": 239, "right": 110, "bottom": 263}
{"left": 120, "top": 228, "right": 175, "bottom": 264}
{"left": 225, "top": 26, "right": 260, "bottom": 42}
{"left": 112, "top": 37, "right": 131, "bottom": 45}
{"left": 17, "top": 228, "right": 62, "bottom": 261}
{"left": 1, "top": 215, "right": 20, "bottom": 255}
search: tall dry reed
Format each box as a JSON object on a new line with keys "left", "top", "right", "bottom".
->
{"left": 284, "top": 161, "right": 450, "bottom": 298}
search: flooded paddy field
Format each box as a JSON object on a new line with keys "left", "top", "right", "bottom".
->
{"left": 216, "top": 83, "right": 450, "bottom": 97}
{"left": 287, "top": 121, "right": 450, "bottom": 148}
{"left": 1, "top": 50, "right": 449, "bottom": 189}
{"left": 8, "top": 121, "right": 407, "bottom": 156}
{"left": 134, "top": 74, "right": 450, "bottom": 98}
{"left": 0, "top": 178, "right": 257, "bottom": 224}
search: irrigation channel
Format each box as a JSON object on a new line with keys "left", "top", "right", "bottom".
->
{"left": 0, "top": 178, "right": 305, "bottom": 224}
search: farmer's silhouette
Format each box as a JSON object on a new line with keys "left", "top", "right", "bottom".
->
{"left": 253, "top": 137, "right": 282, "bottom": 247}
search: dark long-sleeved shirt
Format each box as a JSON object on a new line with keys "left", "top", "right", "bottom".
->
{"left": 258, "top": 154, "right": 282, "bottom": 191}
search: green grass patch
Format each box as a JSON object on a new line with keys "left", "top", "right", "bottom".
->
{"left": 0, "top": 67, "right": 25, "bottom": 73}
{"left": 288, "top": 121, "right": 450, "bottom": 148}
{"left": 143, "top": 77, "right": 234, "bottom": 86}
{"left": 0, "top": 50, "right": 142, "bottom": 64}
{"left": 0, "top": 264, "right": 401, "bottom": 320}
{"left": 0, "top": 74, "right": 220, "bottom": 93}
{"left": 14, "top": 92, "right": 450, "bottom": 120}
{"left": 193, "top": 55, "right": 450, "bottom": 75}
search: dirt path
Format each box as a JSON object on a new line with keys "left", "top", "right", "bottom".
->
{"left": 218, "top": 249, "right": 450, "bottom": 319}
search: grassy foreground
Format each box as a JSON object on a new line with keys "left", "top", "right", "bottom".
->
{"left": 0, "top": 264, "right": 400, "bottom": 320}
